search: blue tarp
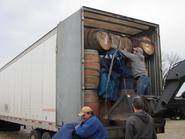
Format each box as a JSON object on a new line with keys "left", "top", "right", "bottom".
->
{"left": 52, "top": 123, "right": 78, "bottom": 139}
{"left": 98, "top": 49, "right": 133, "bottom": 101}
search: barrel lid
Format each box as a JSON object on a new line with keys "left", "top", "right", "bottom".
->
{"left": 96, "top": 31, "right": 112, "bottom": 51}
{"left": 139, "top": 36, "right": 155, "bottom": 56}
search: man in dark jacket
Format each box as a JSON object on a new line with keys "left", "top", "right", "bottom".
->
{"left": 125, "top": 96, "right": 157, "bottom": 139}
{"left": 73, "top": 106, "right": 109, "bottom": 139}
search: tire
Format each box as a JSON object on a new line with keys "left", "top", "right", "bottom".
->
{"left": 30, "top": 129, "right": 42, "bottom": 139}
{"left": 41, "top": 132, "right": 52, "bottom": 139}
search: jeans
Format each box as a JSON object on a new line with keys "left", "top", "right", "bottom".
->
{"left": 136, "top": 75, "right": 150, "bottom": 95}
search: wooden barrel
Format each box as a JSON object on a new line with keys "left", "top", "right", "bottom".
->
{"left": 119, "top": 36, "right": 133, "bottom": 52}
{"left": 84, "top": 74, "right": 99, "bottom": 89}
{"left": 84, "top": 62, "right": 100, "bottom": 71}
{"left": 110, "top": 34, "right": 120, "bottom": 48}
{"left": 84, "top": 29, "right": 112, "bottom": 52}
{"left": 139, "top": 36, "right": 155, "bottom": 56}
{"left": 84, "top": 49, "right": 100, "bottom": 89}
{"left": 84, "top": 90, "right": 100, "bottom": 116}
{"left": 110, "top": 34, "right": 133, "bottom": 52}
{"left": 84, "top": 49, "right": 100, "bottom": 62}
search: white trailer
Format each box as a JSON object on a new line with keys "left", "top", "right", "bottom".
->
{"left": 0, "top": 10, "right": 82, "bottom": 138}
{"left": 0, "top": 7, "right": 162, "bottom": 139}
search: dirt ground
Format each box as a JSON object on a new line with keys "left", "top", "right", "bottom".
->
{"left": 0, "top": 119, "right": 185, "bottom": 139}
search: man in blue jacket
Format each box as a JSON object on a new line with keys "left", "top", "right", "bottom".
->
{"left": 73, "top": 106, "right": 109, "bottom": 139}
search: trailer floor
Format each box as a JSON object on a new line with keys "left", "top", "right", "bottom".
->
{"left": 0, "top": 119, "right": 185, "bottom": 139}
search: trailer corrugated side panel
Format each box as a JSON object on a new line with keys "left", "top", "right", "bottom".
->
{"left": 0, "top": 29, "right": 57, "bottom": 124}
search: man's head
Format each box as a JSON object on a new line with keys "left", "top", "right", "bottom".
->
{"left": 78, "top": 106, "right": 94, "bottom": 120}
{"left": 132, "top": 96, "right": 144, "bottom": 112}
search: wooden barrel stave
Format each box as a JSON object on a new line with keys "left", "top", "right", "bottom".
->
{"left": 84, "top": 49, "right": 100, "bottom": 90}
{"left": 84, "top": 90, "right": 100, "bottom": 116}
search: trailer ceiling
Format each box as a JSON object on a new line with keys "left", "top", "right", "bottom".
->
{"left": 83, "top": 7, "right": 158, "bottom": 36}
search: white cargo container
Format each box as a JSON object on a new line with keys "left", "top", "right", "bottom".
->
{"left": 0, "top": 29, "right": 58, "bottom": 130}
{"left": 0, "top": 7, "right": 162, "bottom": 139}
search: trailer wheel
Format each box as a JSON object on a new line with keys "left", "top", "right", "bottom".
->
{"left": 30, "top": 129, "right": 42, "bottom": 139}
{"left": 41, "top": 131, "right": 52, "bottom": 139}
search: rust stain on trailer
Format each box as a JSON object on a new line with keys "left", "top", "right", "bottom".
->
{"left": 42, "top": 108, "right": 55, "bottom": 112}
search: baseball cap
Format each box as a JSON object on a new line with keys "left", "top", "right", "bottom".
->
{"left": 78, "top": 106, "right": 93, "bottom": 116}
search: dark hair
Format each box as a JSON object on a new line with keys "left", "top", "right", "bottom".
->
{"left": 132, "top": 96, "right": 144, "bottom": 110}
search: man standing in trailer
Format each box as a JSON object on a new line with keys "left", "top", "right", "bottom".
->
{"left": 120, "top": 47, "right": 150, "bottom": 95}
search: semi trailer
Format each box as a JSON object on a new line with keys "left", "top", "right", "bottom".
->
{"left": 0, "top": 6, "right": 184, "bottom": 139}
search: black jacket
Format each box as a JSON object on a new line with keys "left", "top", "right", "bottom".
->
{"left": 125, "top": 111, "right": 157, "bottom": 139}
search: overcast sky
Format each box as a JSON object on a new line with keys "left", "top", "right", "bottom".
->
{"left": 0, "top": 0, "right": 185, "bottom": 68}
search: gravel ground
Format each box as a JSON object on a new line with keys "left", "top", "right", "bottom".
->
{"left": 157, "top": 119, "right": 185, "bottom": 139}
{"left": 0, "top": 119, "right": 185, "bottom": 139}
{"left": 0, "top": 129, "right": 29, "bottom": 139}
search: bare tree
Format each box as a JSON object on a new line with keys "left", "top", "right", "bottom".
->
{"left": 162, "top": 52, "right": 183, "bottom": 84}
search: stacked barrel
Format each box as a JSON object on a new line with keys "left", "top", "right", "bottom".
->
{"left": 110, "top": 33, "right": 133, "bottom": 52}
{"left": 83, "top": 28, "right": 155, "bottom": 123}
{"left": 84, "top": 29, "right": 113, "bottom": 116}
{"left": 84, "top": 29, "right": 111, "bottom": 53}
{"left": 84, "top": 49, "right": 100, "bottom": 116}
